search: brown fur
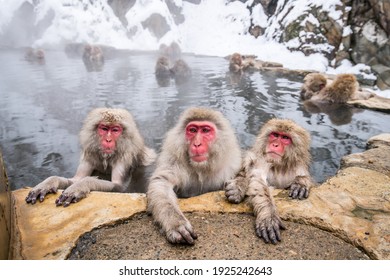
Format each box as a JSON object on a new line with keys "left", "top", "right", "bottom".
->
{"left": 155, "top": 56, "right": 171, "bottom": 78}
{"left": 225, "top": 119, "right": 315, "bottom": 244}
{"left": 229, "top": 52, "right": 255, "bottom": 73}
{"left": 302, "top": 73, "right": 375, "bottom": 103}
{"left": 82, "top": 44, "right": 104, "bottom": 71}
{"left": 147, "top": 107, "right": 242, "bottom": 244}
{"left": 25, "top": 108, "right": 156, "bottom": 207}
{"left": 300, "top": 73, "right": 327, "bottom": 100}
{"left": 171, "top": 59, "right": 192, "bottom": 79}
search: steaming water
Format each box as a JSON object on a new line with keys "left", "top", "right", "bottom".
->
{"left": 0, "top": 48, "right": 389, "bottom": 191}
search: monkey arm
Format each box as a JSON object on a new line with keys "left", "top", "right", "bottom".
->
{"left": 225, "top": 167, "right": 248, "bottom": 203}
{"left": 247, "top": 174, "right": 286, "bottom": 244}
{"left": 55, "top": 163, "right": 130, "bottom": 207}
{"left": 25, "top": 176, "right": 73, "bottom": 204}
{"left": 147, "top": 169, "right": 198, "bottom": 245}
{"left": 224, "top": 151, "right": 255, "bottom": 203}
{"left": 25, "top": 160, "right": 95, "bottom": 204}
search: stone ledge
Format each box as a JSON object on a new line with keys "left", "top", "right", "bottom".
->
{"left": 9, "top": 134, "right": 390, "bottom": 260}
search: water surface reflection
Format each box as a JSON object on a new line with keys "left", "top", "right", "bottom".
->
{"left": 0, "top": 49, "right": 388, "bottom": 190}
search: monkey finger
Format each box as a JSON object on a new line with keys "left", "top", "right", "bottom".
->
{"left": 289, "top": 187, "right": 299, "bottom": 199}
{"left": 25, "top": 192, "right": 38, "bottom": 204}
{"left": 55, "top": 194, "right": 68, "bottom": 206}
{"left": 267, "top": 226, "right": 278, "bottom": 244}
{"left": 62, "top": 195, "right": 77, "bottom": 207}
{"left": 39, "top": 191, "right": 48, "bottom": 202}
{"left": 256, "top": 226, "right": 270, "bottom": 243}
{"left": 298, "top": 188, "right": 309, "bottom": 199}
{"left": 178, "top": 227, "right": 196, "bottom": 245}
{"left": 274, "top": 227, "right": 282, "bottom": 243}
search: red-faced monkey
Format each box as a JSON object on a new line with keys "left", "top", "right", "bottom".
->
{"left": 225, "top": 119, "right": 315, "bottom": 244}
{"left": 147, "top": 107, "right": 242, "bottom": 245}
{"left": 25, "top": 108, "right": 156, "bottom": 206}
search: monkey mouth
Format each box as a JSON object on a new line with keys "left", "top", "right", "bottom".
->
{"left": 101, "top": 147, "right": 115, "bottom": 155}
{"left": 267, "top": 152, "right": 282, "bottom": 158}
{"left": 190, "top": 154, "right": 208, "bottom": 163}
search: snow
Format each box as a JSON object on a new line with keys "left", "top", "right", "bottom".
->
{"left": 0, "top": 0, "right": 389, "bottom": 97}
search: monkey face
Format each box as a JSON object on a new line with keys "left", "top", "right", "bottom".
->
{"left": 185, "top": 121, "right": 216, "bottom": 164}
{"left": 97, "top": 123, "right": 123, "bottom": 155}
{"left": 265, "top": 131, "right": 292, "bottom": 163}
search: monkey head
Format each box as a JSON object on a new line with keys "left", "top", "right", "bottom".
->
{"left": 301, "top": 73, "right": 327, "bottom": 100}
{"left": 169, "top": 107, "right": 239, "bottom": 170}
{"left": 329, "top": 74, "right": 358, "bottom": 102}
{"left": 80, "top": 108, "right": 140, "bottom": 159}
{"left": 255, "top": 119, "right": 311, "bottom": 167}
{"left": 304, "top": 73, "right": 327, "bottom": 92}
{"left": 230, "top": 53, "right": 242, "bottom": 66}
{"left": 35, "top": 49, "right": 45, "bottom": 60}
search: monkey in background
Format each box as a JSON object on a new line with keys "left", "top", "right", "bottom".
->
{"left": 225, "top": 119, "right": 315, "bottom": 244}
{"left": 301, "top": 73, "right": 375, "bottom": 103}
{"left": 229, "top": 52, "right": 254, "bottom": 73}
{"left": 82, "top": 44, "right": 104, "bottom": 71}
{"left": 300, "top": 73, "right": 327, "bottom": 100}
{"left": 155, "top": 56, "right": 192, "bottom": 85}
{"left": 147, "top": 107, "right": 242, "bottom": 245}
{"left": 24, "top": 47, "right": 45, "bottom": 64}
{"left": 159, "top": 41, "right": 182, "bottom": 65}
{"left": 170, "top": 59, "right": 192, "bottom": 84}
{"left": 25, "top": 108, "right": 156, "bottom": 206}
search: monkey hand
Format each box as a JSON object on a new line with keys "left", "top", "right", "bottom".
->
{"left": 55, "top": 183, "right": 89, "bottom": 207}
{"left": 289, "top": 183, "right": 309, "bottom": 200}
{"left": 255, "top": 213, "right": 286, "bottom": 244}
{"left": 25, "top": 176, "right": 63, "bottom": 204}
{"left": 225, "top": 180, "right": 246, "bottom": 203}
{"left": 166, "top": 218, "right": 198, "bottom": 245}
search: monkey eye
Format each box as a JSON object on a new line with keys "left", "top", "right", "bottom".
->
{"left": 111, "top": 126, "right": 121, "bottom": 133}
{"left": 98, "top": 125, "right": 109, "bottom": 132}
{"left": 271, "top": 132, "right": 280, "bottom": 138}
{"left": 202, "top": 127, "right": 211, "bottom": 133}
{"left": 281, "top": 135, "right": 291, "bottom": 140}
{"left": 188, "top": 127, "right": 198, "bottom": 133}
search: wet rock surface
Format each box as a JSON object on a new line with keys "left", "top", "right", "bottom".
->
{"left": 68, "top": 212, "right": 369, "bottom": 260}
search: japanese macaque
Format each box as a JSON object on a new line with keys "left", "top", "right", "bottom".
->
{"left": 155, "top": 56, "right": 171, "bottom": 78}
{"left": 171, "top": 59, "right": 192, "bottom": 83}
{"left": 300, "top": 73, "right": 327, "bottom": 100}
{"left": 82, "top": 44, "right": 104, "bottom": 71}
{"left": 147, "top": 107, "right": 242, "bottom": 244}
{"left": 159, "top": 41, "right": 182, "bottom": 64}
{"left": 301, "top": 73, "right": 375, "bottom": 103}
{"left": 225, "top": 119, "right": 315, "bottom": 244}
{"left": 24, "top": 47, "right": 45, "bottom": 63}
{"left": 229, "top": 52, "right": 254, "bottom": 73}
{"left": 25, "top": 108, "right": 156, "bottom": 207}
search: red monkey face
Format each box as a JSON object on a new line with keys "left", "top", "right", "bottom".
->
{"left": 185, "top": 121, "right": 216, "bottom": 163}
{"left": 97, "top": 123, "right": 123, "bottom": 154}
{"left": 266, "top": 131, "right": 292, "bottom": 161}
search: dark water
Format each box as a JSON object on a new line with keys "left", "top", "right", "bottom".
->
{"left": 0, "top": 48, "right": 389, "bottom": 190}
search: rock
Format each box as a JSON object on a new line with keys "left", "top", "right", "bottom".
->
{"left": 9, "top": 134, "right": 390, "bottom": 260}
{"left": 0, "top": 150, "right": 11, "bottom": 260}
{"left": 372, "top": 64, "right": 390, "bottom": 90}
{"left": 347, "top": 95, "right": 390, "bottom": 113}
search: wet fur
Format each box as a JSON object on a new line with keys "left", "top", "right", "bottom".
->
{"left": 147, "top": 107, "right": 242, "bottom": 244}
